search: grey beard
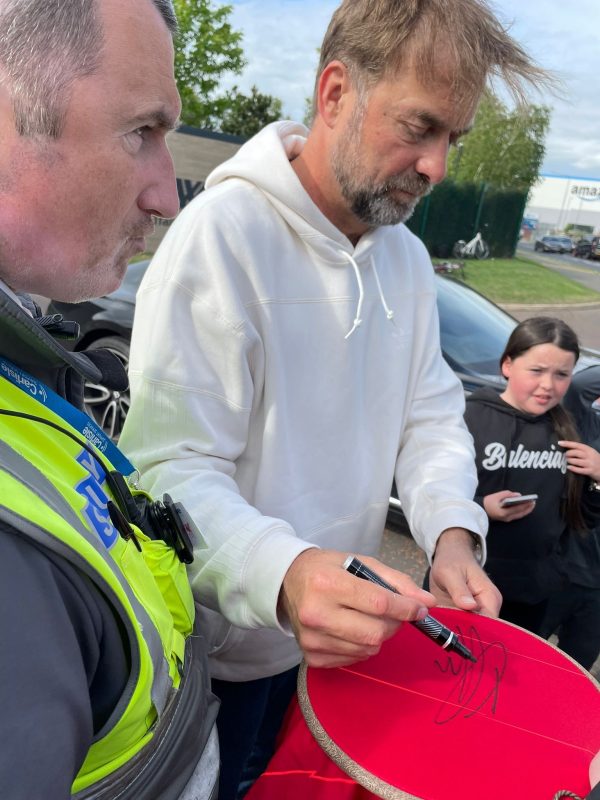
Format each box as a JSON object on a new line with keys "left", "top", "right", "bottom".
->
{"left": 343, "top": 174, "right": 432, "bottom": 228}
{"left": 330, "top": 100, "right": 432, "bottom": 229}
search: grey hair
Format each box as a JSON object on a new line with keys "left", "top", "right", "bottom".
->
{"left": 0, "top": 0, "right": 177, "bottom": 138}
{"left": 312, "top": 0, "right": 553, "bottom": 118}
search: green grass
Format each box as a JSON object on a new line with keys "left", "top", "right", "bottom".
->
{"left": 435, "top": 256, "right": 600, "bottom": 305}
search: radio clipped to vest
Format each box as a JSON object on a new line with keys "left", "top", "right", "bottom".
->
{"left": 108, "top": 471, "right": 195, "bottom": 564}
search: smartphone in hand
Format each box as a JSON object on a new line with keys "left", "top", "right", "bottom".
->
{"left": 501, "top": 494, "right": 538, "bottom": 507}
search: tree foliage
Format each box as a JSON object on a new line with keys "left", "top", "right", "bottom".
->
{"left": 173, "top": 0, "right": 284, "bottom": 135}
{"left": 173, "top": 0, "right": 246, "bottom": 129}
{"left": 220, "top": 86, "right": 283, "bottom": 137}
{"left": 449, "top": 93, "right": 551, "bottom": 193}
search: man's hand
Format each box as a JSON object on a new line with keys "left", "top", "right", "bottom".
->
{"left": 429, "top": 528, "right": 502, "bottom": 617}
{"left": 280, "top": 549, "right": 435, "bottom": 669}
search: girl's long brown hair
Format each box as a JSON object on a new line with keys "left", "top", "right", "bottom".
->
{"left": 500, "top": 316, "right": 587, "bottom": 532}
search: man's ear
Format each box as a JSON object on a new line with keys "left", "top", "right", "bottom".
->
{"left": 315, "top": 60, "right": 353, "bottom": 128}
{"left": 501, "top": 357, "right": 511, "bottom": 379}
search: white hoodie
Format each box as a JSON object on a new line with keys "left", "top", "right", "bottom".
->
{"left": 120, "top": 121, "right": 488, "bottom": 681}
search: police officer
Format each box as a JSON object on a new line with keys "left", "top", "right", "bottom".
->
{"left": 0, "top": 1, "right": 218, "bottom": 797}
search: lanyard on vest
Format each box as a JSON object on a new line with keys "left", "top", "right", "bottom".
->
{"left": 0, "top": 355, "right": 135, "bottom": 476}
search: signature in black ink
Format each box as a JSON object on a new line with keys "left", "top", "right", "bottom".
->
{"left": 433, "top": 624, "right": 507, "bottom": 724}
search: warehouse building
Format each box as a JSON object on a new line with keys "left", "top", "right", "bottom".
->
{"left": 523, "top": 174, "right": 600, "bottom": 239}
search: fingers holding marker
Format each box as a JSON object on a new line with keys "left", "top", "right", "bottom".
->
{"left": 280, "top": 549, "right": 435, "bottom": 667}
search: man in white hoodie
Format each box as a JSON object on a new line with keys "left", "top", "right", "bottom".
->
{"left": 121, "top": 0, "right": 547, "bottom": 796}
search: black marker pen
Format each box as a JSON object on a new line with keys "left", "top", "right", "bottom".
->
{"left": 343, "top": 555, "right": 477, "bottom": 663}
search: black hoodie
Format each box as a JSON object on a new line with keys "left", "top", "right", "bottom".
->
{"left": 465, "top": 386, "right": 600, "bottom": 604}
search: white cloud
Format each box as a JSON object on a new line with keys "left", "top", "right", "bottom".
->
{"left": 227, "top": 0, "right": 600, "bottom": 177}
{"left": 490, "top": 0, "right": 600, "bottom": 177}
{"left": 225, "top": 0, "right": 337, "bottom": 120}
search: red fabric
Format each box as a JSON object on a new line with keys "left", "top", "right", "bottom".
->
{"left": 246, "top": 702, "right": 372, "bottom": 800}
{"left": 247, "top": 609, "right": 600, "bottom": 800}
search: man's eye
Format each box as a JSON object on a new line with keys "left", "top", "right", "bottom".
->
{"left": 400, "top": 122, "right": 425, "bottom": 141}
{"left": 123, "top": 128, "right": 148, "bottom": 152}
{"left": 131, "top": 125, "right": 155, "bottom": 140}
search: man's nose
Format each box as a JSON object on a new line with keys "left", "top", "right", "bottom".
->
{"left": 138, "top": 141, "right": 180, "bottom": 220}
{"left": 415, "top": 137, "right": 449, "bottom": 186}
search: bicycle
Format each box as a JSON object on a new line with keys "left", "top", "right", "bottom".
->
{"left": 452, "top": 231, "right": 490, "bottom": 260}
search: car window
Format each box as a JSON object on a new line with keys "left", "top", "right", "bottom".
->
{"left": 435, "top": 275, "right": 516, "bottom": 379}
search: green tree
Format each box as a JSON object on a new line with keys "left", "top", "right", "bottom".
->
{"left": 173, "top": 0, "right": 246, "bottom": 129}
{"left": 302, "top": 96, "right": 314, "bottom": 128}
{"left": 450, "top": 93, "right": 551, "bottom": 193}
{"left": 220, "top": 85, "right": 283, "bottom": 137}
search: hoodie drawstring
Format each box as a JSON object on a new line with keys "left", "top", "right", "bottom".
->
{"left": 342, "top": 252, "right": 365, "bottom": 339}
{"left": 372, "top": 259, "right": 395, "bottom": 322}
{"left": 342, "top": 253, "right": 395, "bottom": 339}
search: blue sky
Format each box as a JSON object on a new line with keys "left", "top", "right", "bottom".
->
{"left": 225, "top": 0, "right": 600, "bottom": 179}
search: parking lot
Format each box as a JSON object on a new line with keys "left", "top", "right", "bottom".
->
{"left": 515, "top": 242, "right": 600, "bottom": 351}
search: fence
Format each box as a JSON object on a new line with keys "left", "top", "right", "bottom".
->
{"left": 406, "top": 180, "right": 528, "bottom": 259}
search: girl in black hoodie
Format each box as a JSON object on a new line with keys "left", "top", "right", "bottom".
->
{"left": 464, "top": 317, "right": 600, "bottom": 634}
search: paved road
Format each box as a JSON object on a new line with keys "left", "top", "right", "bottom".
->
{"left": 518, "top": 240, "right": 600, "bottom": 287}
{"left": 512, "top": 243, "right": 600, "bottom": 352}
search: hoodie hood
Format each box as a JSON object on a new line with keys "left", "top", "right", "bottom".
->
{"left": 205, "top": 121, "right": 396, "bottom": 337}
{"left": 206, "top": 121, "right": 351, "bottom": 260}
{"left": 466, "top": 385, "right": 550, "bottom": 425}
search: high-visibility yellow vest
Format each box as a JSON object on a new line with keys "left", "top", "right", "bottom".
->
{"left": 0, "top": 374, "right": 217, "bottom": 798}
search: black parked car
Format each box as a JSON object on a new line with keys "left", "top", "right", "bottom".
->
{"left": 573, "top": 236, "right": 600, "bottom": 261}
{"left": 573, "top": 238, "right": 593, "bottom": 259}
{"left": 534, "top": 235, "right": 574, "bottom": 254}
{"left": 48, "top": 259, "right": 150, "bottom": 440}
{"left": 49, "top": 261, "right": 600, "bottom": 527}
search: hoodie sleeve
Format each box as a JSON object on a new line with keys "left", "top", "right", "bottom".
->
{"left": 120, "top": 198, "right": 315, "bottom": 634}
{"left": 563, "top": 366, "right": 600, "bottom": 447}
{"left": 393, "top": 297, "right": 488, "bottom": 563}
